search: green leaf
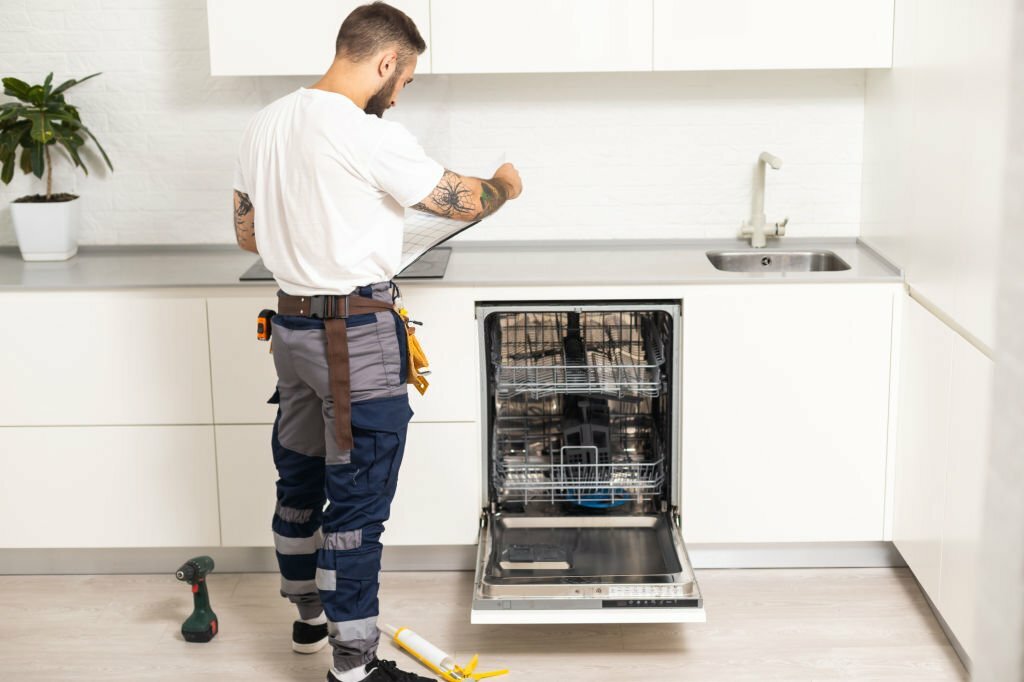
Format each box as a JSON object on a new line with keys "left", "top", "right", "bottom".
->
{"left": 81, "top": 126, "right": 113, "bottom": 172}
{"left": 19, "top": 145, "right": 32, "bottom": 174}
{"left": 1, "top": 152, "right": 14, "bottom": 184}
{"left": 29, "top": 142, "right": 44, "bottom": 179}
{"left": 2, "top": 77, "right": 31, "bottom": 101}
{"left": 25, "top": 111, "right": 55, "bottom": 143}
{"left": 42, "top": 72, "right": 53, "bottom": 98}
{"left": 0, "top": 105, "right": 20, "bottom": 124}
{"left": 50, "top": 72, "right": 101, "bottom": 97}
{"left": 26, "top": 85, "right": 45, "bottom": 107}
{"left": 56, "top": 136, "right": 87, "bottom": 174}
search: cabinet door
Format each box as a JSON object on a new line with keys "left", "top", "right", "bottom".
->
{"left": 216, "top": 422, "right": 481, "bottom": 547}
{"left": 216, "top": 425, "right": 277, "bottom": 547}
{"left": 0, "top": 426, "right": 220, "bottom": 548}
{"left": 681, "top": 285, "right": 895, "bottom": 543}
{"left": 892, "top": 297, "right": 953, "bottom": 597}
{"left": 654, "top": 0, "right": 894, "bottom": 70}
{"left": 938, "top": 334, "right": 993, "bottom": 659}
{"left": 208, "top": 294, "right": 280, "bottom": 425}
{"left": 207, "top": 0, "right": 431, "bottom": 76}
{"left": 386, "top": 422, "right": 482, "bottom": 545}
{"left": 430, "top": 0, "right": 653, "bottom": 74}
{"left": 0, "top": 292, "right": 212, "bottom": 426}
{"left": 399, "top": 286, "right": 480, "bottom": 422}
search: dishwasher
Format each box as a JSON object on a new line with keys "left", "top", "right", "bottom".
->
{"left": 472, "top": 302, "right": 705, "bottom": 624}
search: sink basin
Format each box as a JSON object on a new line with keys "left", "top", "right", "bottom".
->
{"left": 706, "top": 249, "right": 851, "bottom": 273}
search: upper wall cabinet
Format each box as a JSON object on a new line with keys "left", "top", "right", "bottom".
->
{"left": 654, "top": 0, "right": 894, "bottom": 70}
{"left": 207, "top": 0, "right": 431, "bottom": 76}
{"left": 429, "top": 0, "right": 653, "bottom": 73}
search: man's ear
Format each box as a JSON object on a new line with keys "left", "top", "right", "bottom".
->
{"left": 378, "top": 51, "right": 398, "bottom": 77}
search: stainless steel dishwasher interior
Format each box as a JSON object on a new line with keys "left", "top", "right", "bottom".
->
{"left": 706, "top": 249, "right": 851, "bottom": 272}
{"left": 474, "top": 304, "right": 704, "bottom": 621}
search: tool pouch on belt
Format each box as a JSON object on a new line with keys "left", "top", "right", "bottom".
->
{"left": 397, "top": 307, "right": 430, "bottom": 396}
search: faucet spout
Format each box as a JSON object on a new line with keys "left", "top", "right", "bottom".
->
{"left": 743, "top": 151, "right": 787, "bottom": 248}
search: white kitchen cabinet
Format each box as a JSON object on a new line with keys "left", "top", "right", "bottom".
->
{"left": 891, "top": 296, "right": 993, "bottom": 659}
{"left": 207, "top": 0, "right": 431, "bottom": 76}
{"left": 399, "top": 286, "right": 479, "bottom": 422}
{"left": 429, "top": 0, "right": 653, "bottom": 74}
{"left": 0, "top": 292, "right": 212, "bottom": 427}
{"left": 216, "top": 424, "right": 278, "bottom": 546}
{"left": 0, "top": 426, "right": 220, "bottom": 548}
{"left": 654, "top": 0, "right": 894, "bottom": 70}
{"left": 216, "top": 422, "right": 480, "bottom": 547}
{"left": 892, "top": 297, "right": 954, "bottom": 598}
{"left": 938, "top": 334, "right": 992, "bottom": 660}
{"left": 383, "top": 421, "right": 481, "bottom": 545}
{"left": 208, "top": 295, "right": 280, "bottom": 425}
{"left": 681, "top": 285, "right": 896, "bottom": 543}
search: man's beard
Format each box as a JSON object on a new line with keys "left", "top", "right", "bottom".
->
{"left": 364, "top": 70, "right": 400, "bottom": 118}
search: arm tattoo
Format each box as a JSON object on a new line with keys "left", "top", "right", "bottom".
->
{"left": 413, "top": 170, "right": 474, "bottom": 218}
{"left": 233, "top": 190, "right": 255, "bottom": 246}
{"left": 412, "top": 170, "right": 509, "bottom": 220}
{"left": 478, "top": 178, "right": 508, "bottom": 218}
{"left": 234, "top": 191, "right": 252, "bottom": 220}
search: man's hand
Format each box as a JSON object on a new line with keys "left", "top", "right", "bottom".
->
{"left": 412, "top": 164, "right": 523, "bottom": 222}
{"left": 233, "top": 190, "right": 258, "bottom": 254}
{"left": 492, "top": 163, "right": 522, "bottom": 201}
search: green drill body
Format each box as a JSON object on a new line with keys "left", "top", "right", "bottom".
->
{"left": 175, "top": 555, "right": 218, "bottom": 643}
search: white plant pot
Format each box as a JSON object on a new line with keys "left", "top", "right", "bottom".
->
{"left": 10, "top": 196, "right": 81, "bottom": 261}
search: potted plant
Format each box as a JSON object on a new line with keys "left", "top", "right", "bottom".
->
{"left": 0, "top": 72, "right": 113, "bottom": 261}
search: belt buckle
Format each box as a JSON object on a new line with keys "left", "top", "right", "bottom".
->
{"left": 309, "top": 297, "right": 326, "bottom": 319}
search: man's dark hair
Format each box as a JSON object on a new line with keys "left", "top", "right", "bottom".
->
{"left": 335, "top": 2, "right": 426, "bottom": 67}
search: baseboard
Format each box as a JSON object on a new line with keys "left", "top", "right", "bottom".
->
{"left": 0, "top": 542, "right": 904, "bottom": 575}
{"left": 0, "top": 545, "right": 476, "bottom": 575}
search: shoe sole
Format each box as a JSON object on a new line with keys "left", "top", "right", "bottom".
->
{"left": 292, "top": 637, "right": 328, "bottom": 654}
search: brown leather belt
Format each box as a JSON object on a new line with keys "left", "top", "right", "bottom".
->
{"left": 277, "top": 291, "right": 395, "bottom": 451}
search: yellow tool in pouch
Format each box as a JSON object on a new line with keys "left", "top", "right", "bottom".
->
{"left": 397, "top": 306, "right": 430, "bottom": 395}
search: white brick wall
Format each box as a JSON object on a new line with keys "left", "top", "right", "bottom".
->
{"left": 0, "top": 0, "right": 866, "bottom": 245}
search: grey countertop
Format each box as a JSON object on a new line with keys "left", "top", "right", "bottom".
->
{"left": 0, "top": 238, "right": 901, "bottom": 291}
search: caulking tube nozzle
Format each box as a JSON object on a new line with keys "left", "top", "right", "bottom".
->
{"left": 381, "top": 624, "right": 399, "bottom": 638}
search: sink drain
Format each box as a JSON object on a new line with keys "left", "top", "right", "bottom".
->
{"left": 761, "top": 256, "right": 772, "bottom": 267}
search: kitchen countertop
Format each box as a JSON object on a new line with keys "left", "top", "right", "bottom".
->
{"left": 0, "top": 238, "right": 901, "bottom": 291}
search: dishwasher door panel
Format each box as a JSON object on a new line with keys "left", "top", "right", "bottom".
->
{"left": 471, "top": 512, "right": 705, "bottom": 624}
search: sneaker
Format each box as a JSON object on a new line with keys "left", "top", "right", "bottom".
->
{"left": 292, "top": 619, "right": 329, "bottom": 654}
{"left": 326, "top": 658, "right": 434, "bottom": 682}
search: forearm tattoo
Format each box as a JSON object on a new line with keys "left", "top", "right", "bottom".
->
{"left": 477, "top": 178, "right": 509, "bottom": 218}
{"left": 412, "top": 169, "right": 509, "bottom": 220}
{"left": 413, "top": 170, "right": 474, "bottom": 218}
{"left": 234, "top": 190, "right": 255, "bottom": 245}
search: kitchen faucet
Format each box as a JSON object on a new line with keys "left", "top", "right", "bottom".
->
{"left": 742, "top": 151, "right": 789, "bottom": 248}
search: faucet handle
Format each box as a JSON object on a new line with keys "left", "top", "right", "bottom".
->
{"left": 773, "top": 217, "right": 789, "bottom": 236}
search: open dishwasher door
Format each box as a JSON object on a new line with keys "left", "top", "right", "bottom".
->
{"left": 471, "top": 303, "right": 705, "bottom": 624}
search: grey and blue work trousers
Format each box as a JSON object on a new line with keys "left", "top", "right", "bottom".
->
{"left": 268, "top": 282, "right": 412, "bottom": 672}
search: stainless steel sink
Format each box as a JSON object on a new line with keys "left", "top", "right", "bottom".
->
{"left": 706, "top": 249, "right": 851, "bottom": 273}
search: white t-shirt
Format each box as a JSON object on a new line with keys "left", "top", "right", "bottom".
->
{"left": 233, "top": 87, "right": 444, "bottom": 296}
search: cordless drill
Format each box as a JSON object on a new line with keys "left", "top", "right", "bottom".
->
{"left": 175, "top": 555, "right": 219, "bottom": 643}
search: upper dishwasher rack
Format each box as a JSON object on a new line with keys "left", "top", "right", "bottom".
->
{"left": 489, "top": 311, "right": 668, "bottom": 399}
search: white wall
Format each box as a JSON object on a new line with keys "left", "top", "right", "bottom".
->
{"left": 861, "top": 0, "right": 1014, "bottom": 349}
{"left": 974, "top": 2, "right": 1024, "bottom": 679}
{"left": 0, "top": 0, "right": 865, "bottom": 246}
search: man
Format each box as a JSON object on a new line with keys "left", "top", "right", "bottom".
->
{"left": 231, "top": 4, "right": 522, "bottom": 681}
